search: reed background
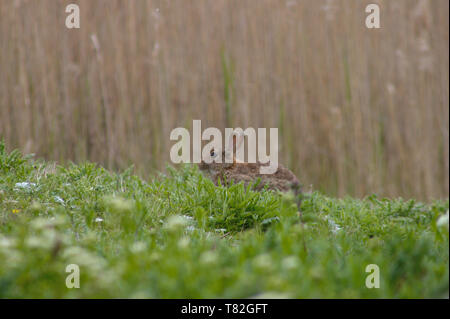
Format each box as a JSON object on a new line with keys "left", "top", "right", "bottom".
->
{"left": 0, "top": 0, "right": 448, "bottom": 200}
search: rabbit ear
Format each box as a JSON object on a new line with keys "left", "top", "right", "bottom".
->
{"left": 226, "top": 130, "right": 244, "bottom": 154}
{"left": 225, "top": 130, "right": 235, "bottom": 153}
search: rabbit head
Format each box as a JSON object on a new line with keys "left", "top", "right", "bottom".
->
{"left": 198, "top": 130, "right": 244, "bottom": 173}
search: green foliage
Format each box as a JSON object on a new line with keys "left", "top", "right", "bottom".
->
{"left": 221, "top": 50, "right": 235, "bottom": 127}
{"left": 0, "top": 143, "right": 448, "bottom": 298}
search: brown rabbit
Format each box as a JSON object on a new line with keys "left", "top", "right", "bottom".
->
{"left": 198, "top": 130, "right": 302, "bottom": 208}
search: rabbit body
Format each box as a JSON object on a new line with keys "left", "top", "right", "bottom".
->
{"left": 199, "top": 157, "right": 300, "bottom": 193}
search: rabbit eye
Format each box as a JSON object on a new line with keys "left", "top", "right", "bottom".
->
{"left": 210, "top": 149, "right": 217, "bottom": 157}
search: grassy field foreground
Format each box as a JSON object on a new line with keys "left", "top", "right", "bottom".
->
{"left": 0, "top": 142, "right": 448, "bottom": 298}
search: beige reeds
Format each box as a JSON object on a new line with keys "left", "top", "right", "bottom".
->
{"left": 0, "top": 0, "right": 448, "bottom": 200}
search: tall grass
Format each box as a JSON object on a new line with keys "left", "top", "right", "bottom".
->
{"left": 0, "top": 0, "right": 448, "bottom": 199}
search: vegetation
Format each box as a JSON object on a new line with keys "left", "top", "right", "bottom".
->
{"left": 0, "top": 143, "right": 448, "bottom": 298}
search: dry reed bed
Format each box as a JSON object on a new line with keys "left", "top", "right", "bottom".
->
{"left": 0, "top": 0, "right": 448, "bottom": 199}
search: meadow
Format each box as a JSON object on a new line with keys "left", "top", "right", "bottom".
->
{"left": 0, "top": 142, "right": 448, "bottom": 298}
{"left": 0, "top": 0, "right": 448, "bottom": 200}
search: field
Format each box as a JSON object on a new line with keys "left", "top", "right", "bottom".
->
{"left": 0, "top": 142, "right": 448, "bottom": 298}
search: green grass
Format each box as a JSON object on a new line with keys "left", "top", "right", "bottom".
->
{"left": 0, "top": 141, "right": 448, "bottom": 298}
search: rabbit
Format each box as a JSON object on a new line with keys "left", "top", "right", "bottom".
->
{"left": 198, "top": 130, "right": 302, "bottom": 209}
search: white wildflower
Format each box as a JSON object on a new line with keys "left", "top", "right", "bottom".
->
{"left": 200, "top": 251, "right": 218, "bottom": 265}
{"left": 437, "top": 211, "right": 449, "bottom": 230}
{"left": 281, "top": 256, "right": 299, "bottom": 270}
{"left": 14, "top": 182, "right": 36, "bottom": 190}
{"left": 164, "top": 215, "right": 188, "bottom": 232}
{"left": 54, "top": 196, "right": 64, "bottom": 204}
